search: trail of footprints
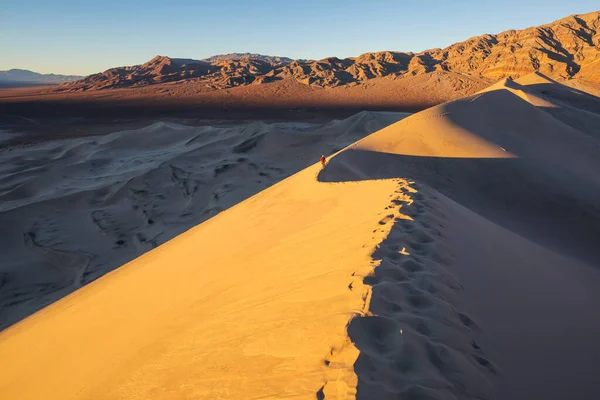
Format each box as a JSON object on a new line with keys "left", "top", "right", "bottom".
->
{"left": 319, "top": 180, "right": 496, "bottom": 400}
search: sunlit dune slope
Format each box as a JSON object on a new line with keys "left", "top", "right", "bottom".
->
{"left": 0, "top": 163, "right": 409, "bottom": 399}
{"left": 0, "top": 111, "right": 406, "bottom": 332}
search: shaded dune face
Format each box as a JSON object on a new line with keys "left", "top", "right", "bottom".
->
{"left": 316, "top": 75, "right": 600, "bottom": 399}
{"left": 320, "top": 79, "right": 600, "bottom": 266}
{"left": 347, "top": 183, "right": 496, "bottom": 399}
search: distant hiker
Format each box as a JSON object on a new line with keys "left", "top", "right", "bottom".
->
{"left": 320, "top": 155, "right": 326, "bottom": 168}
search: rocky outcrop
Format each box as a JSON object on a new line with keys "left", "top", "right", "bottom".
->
{"left": 423, "top": 12, "right": 600, "bottom": 80}
{"left": 64, "top": 56, "right": 213, "bottom": 90}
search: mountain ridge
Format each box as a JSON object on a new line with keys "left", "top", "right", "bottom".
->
{"left": 201, "top": 53, "right": 301, "bottom": 65}
{"left": 56, "top": 10, "right": 600, "bottom": 92}
{"left": 0, "top": 69, "right": 82, "bottom": 83}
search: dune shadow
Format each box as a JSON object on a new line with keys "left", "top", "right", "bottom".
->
{"left": 527, "top": 82, "right": 600, "bottom": 115}
{"left": 0, "top": 97, "right": 429, "bottom": 121}
{"left": 319, "top": 149, "right": 600, "bottom": 268}
{"left": 346, "top": 179, "right": 496, "bottom": 398}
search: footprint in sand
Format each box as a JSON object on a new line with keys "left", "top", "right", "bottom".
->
{"left": 457, "top": 312, "right": 478, "bottom": 330}
{"left": 406, "top": 290, "right": 433, "bottom": 309}
{"left": 418, "top": 220, "right": 444, "bottom": 237}
{"left": 378, "top": 214, "right": 395, "bottom": 225}
{"left": 413, "top": 230, "right": 434, "bottom": 244}
{"left": 402, "top": 259, "right": 425, "bottom": 274}
{"left": 316, "top": 385, "right": 325, "bottom": 400}
{"left": 395, "top": 219, "right": 415, "bottom": 233}
{"left": 473, "top": 354, "right": 497, "bottom": 373}
{"left": 407, "top": 240, "right": 430, "bottom": 256}
{"left": 348, "top": 180, "right": 495, "bottom": 398}
{"left": 412, "top": 192, "right": 424, "bottom": 201}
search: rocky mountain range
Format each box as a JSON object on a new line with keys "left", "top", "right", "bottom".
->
{"left": 56, "top": 10, "right": 600, "bottom": 92}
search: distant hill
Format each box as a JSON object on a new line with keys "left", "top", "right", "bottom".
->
{"left": 0, "top": 69, "right": 82, "bottom": 85}
{"left": 57, "top": 10, "right": 600, "bottom": 92}
{"left": 201, "top": 53, "right": 299, "bottom": 66}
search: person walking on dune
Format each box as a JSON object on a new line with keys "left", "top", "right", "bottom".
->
{"left": 320, "top": 155, "right": 326, "bottom": 168}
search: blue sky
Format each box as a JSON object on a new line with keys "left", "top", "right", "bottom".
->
{"left": 1, "top": 0, "right": 598, "bottom": 75}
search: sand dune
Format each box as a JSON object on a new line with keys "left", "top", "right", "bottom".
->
{"left": 323, "top": 74, "right": 600, "bottom": 265}
{"left": 1, "top": 74, "right": 599, "bottom": 400}
{"left": 0, "top": 111, "right": 407, "bottom": 330}
{"left": 320, "top": 73, "right": 600, "bottom": 398}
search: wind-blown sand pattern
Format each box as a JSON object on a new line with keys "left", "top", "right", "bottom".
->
{"left": 1, "top": 73, "right": 600, "bottom": 399}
